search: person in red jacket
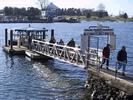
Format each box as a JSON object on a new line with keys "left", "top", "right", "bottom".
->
{"left": 100, "top": 44, "right": 111, "bottom": 69}
{"left": 117, "top": 46, "right": 127, "bottom": 76}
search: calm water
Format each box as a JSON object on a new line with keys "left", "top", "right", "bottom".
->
{"left": 0, "top": 21, "right": 133, "bottom": 99}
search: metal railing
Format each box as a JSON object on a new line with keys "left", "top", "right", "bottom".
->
{"left": 31, "top": 39, "right": 86, "bottom": 68}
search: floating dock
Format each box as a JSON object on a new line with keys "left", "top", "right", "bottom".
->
{"left": 25, "top": 50, "right": 52, "bottom": 60}
{"left": 3, "top": 46, "right": 26, "bottom": 55}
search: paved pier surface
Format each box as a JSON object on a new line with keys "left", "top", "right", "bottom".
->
{"left": 87, "top": 66, "right": 133, "bottom": 95}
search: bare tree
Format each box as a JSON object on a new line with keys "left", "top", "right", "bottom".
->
{"left": 37, "top": 0, "right": 49, "bottom": 9}
{"left": 97, "top": 3, "right": 105, "bottom": 11}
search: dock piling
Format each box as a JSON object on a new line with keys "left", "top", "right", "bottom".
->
{"left": 51, "top": 29, "right": 54, "bottom": 38}
{"left": 43, "top": 31, "right": 46, "bottom": 40}
{"left": 49, "top": 29, "right": 56, "bottom": 43}
{"left": 10, "top": 30, "right": 13, "bottom": 50}
{"left": 5, "top": 28, "right": 8, "bottom": 47}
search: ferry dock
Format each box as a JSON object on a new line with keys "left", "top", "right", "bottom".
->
{"left": 3, "top": 25, "right": 133, "bottom": 97}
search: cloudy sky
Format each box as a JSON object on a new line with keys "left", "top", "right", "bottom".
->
{"left": 0, "top": 0, "right": 132, "bottom": 16}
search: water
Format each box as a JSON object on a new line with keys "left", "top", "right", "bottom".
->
{"left": 0, "top": 21, "right": 133, "bottom": 99}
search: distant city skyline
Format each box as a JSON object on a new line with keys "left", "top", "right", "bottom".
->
{"left": 0, "top": 0, "right": 133, "bottom": 16}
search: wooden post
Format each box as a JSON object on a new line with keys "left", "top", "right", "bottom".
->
{"left": 51, "top": 29, "right": 54, "bottom": 37}
{"left": 17, "top": 36, "right": 21, "bottom": 48}
{"left": 5, "top": 28, "right": 8, "bottom": 47}
{"left": 10, "top": 30, "right": 13, "bottom": 50}
{"left": 49, "top": 29, "right": 56, "bottom": 43}
{"left": 43, "top": 31, "right": 46, "bottom": 40}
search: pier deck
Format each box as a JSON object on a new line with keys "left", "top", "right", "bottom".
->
{"left": 87, "top": 66, "right": 133, "bottom": 95}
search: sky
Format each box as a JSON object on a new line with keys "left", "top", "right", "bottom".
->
{"left": 0, "top": 0, "right": 133, "bottom": 16}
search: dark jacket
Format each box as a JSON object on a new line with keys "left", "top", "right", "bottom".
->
{"left": 117, "top": 50, "right": 127, "bottom": 62}
{"left": 67, "top": 39, "right": 75, "bottom": 47}
{"left": 102, "top": 46, "right": 110, "bottom": 58}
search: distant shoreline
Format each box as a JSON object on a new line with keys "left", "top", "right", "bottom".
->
{"left": 0, "top": 17, "right": 133, "bottom": 23}
{"left": 62, "top": 15, "right": 133, "bottom": 22}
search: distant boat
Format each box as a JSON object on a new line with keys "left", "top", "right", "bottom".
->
{"left": 53, "top": 16, "right": 67, "bottom": 22}
{"left": 53, "top": 16, "right": 80, "bottom": 23}
{"left": 67, "top": 17, "right": 80, "bottom": 23}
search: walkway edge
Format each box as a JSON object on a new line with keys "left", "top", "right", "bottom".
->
{"left": 88, "top": 67, "right": 133, "bottom": 95}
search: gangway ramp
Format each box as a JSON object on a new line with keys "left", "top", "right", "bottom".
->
{"left": 31, "top": 39, "right": 86, "bottom": 68}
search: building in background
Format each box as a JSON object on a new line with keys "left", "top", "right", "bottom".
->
{"left": 0, "top": 10, "right": 4, "bottom": 22}
{"left": 41, "top": 2, "right": 59, "bottom": 20}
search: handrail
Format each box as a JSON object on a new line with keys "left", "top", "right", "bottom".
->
{"left": 31, "top": 39, "right": 85, "bottom": 68}
{"left": 32, "top": 39, "right": 81, "bottom": 51}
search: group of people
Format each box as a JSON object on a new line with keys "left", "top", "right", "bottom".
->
{"left": 55, "top": 39, "right": 127, "bottom": 76}
{"left": 58, "top": 38, "right": 75, "bottom": 47}
{"left": 101, "top": 44, "right": 127, "bottom": 76}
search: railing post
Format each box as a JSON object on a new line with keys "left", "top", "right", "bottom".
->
{"left": 85, "top": 50, "right": 88, "bottom": 67}
{"left": 85, "top": 48, "right": 91, "bottom": 68}
{"left": 5, "top": 28, "right": 8, "bottom": 47}
{"left": 10, "top": 30, "right": 13, "bottom": 50}
{"left": 76, "top": 51, "right": 78, "bottom": 64}
{"left": 115, "top": 61, "right": 118, "bottom": 79}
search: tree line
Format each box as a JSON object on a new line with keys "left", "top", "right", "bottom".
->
{"left": 53, "top": 8, "right": 109, "bottom": 18}
{"left": 3, "top": 7, "right": 128, "bottom": 20}
{"left": 4, "top": 7, "right": 41, "bottom": 20}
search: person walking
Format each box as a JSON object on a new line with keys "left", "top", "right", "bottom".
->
{"left": 117, "top": 46, "right": 127, "bottom": 76}
{"left": 100, "top": 44, "right": 111, "bottom": 69}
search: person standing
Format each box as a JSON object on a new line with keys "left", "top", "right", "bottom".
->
{"left": 28, "top": 35, "right": 32, "bottom": 50}
{"left": 117, "top": 46, "right": 127, "bottom": 76}
{"left": 67, "top": 38, "right": 75, "bottom": 47}
{"left": 58, "top": 39, "right": 64, "bottom": 45}
{"left": 100, "top": 44, "right": 111, "bottom": 69}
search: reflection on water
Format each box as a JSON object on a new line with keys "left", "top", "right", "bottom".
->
{"left": 0, "top": 52, "right": 87, "bottom": 100}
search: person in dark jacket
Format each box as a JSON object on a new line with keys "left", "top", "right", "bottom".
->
{"left": 28, "top": 35, "right": 32, "bottom": 50}
{"left": 58, "top": 39, "right": 64, "bottom": 45}
{"left": 67, "top": 38, "right": 75, "bottom": 47}
{"left": 100, "top": 44, "right": 110, "bottom": 69}
{"left": 117, "top": 46, "right": 127, "bottom": 76}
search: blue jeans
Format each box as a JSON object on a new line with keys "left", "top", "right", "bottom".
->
{"left": 102, "top": 58, "right": 109, "bottom": 66}
{"left": 117, "top": 60, "right": 127, "bottom": 73}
